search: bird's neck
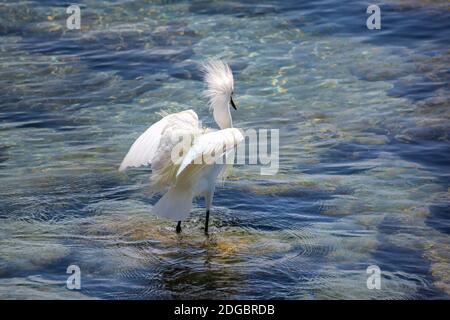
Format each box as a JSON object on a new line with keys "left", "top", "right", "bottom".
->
{"left": 213, "top": 102, "right": 232, "bottom": 129}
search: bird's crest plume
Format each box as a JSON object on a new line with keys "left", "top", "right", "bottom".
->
{"left": 201, "top": 59, "right": 234, "bottom": 111}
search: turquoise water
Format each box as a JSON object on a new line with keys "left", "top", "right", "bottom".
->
{"left": 0, "top": 0, "right": 449, "bottom": 299}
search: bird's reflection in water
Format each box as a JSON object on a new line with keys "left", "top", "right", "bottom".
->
{"left": 160, "top": 235, "right": 244, "bottom": 299}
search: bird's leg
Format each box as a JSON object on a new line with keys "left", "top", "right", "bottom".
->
{"left": 204, "top": 191, "right": 214, "bottom": 235}
{"left": 204, "top": 210, "right": 210, "bottom": 235}
{"left": 176, "top": 221, "right": 182, "bottom": 233}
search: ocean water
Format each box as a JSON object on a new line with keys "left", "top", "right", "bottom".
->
{"left": 0, "top": 0, "right": 449, "bottom": 299}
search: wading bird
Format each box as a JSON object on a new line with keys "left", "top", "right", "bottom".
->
{"left": 119, "top": 60, "right": 243, "bottom": 234}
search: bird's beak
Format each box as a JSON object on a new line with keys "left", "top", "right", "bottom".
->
{"left": 230, "top": 97, "right": 237, "bottom": 110}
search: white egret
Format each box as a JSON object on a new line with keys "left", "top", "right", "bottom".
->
{"left": 119, "top": 60, "right": 243, "bottom": 234}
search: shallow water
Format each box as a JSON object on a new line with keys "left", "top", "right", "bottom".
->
{"left": 0, "top": 0, "right": 449, "bottom": 299}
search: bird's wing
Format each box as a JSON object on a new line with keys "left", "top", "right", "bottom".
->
{"left": 119, "top": 109, "right": 199, "bottom": 172}
{"left": 176, "top": 128, "right": 244, "bottom": 178}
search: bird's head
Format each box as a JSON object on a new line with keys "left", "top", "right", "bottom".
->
{"left": 201, "top": 59, "right": 237, "bottom": 129}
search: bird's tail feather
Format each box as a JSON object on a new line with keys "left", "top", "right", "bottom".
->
{"left": 152, "top": 184, "right": 193, "bottom": 221}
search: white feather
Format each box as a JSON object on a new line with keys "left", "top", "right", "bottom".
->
{"left": 119, "top": 109, "right": 199, "bottom": 172}
{"left": 176, "top": 128, "right": 244, "bottom": 177}
{"left": 201, "top": 59, "right": 234, "bottom": 111}
{"left": 201, "top": 59, "right": 235, "bottom": 129}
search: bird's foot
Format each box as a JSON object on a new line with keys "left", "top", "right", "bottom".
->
{"left": 176, "top": 221, "right": 182, "bottom": 233}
